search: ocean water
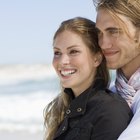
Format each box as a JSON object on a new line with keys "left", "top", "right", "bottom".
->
{"left": 0, "top": 64, "right": 60, "bottom": 133}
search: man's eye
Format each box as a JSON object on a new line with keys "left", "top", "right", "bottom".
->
{"left": 109, "top": 29, "right": 122, "bottom": 37}
{"left": 110, "top": 30, "right": 119, "bottom": 34}
{"left": 97, "top": 32, "right": 103, "bottom": 38}
{"left": 96, "top": 29, "right": 102, "bottom": 37}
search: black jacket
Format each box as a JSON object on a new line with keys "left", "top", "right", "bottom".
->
{"left": 54, "top": 79, "right": 133, "bottom": 140}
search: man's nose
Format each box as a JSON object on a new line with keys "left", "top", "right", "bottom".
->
{"left": 99, "top": 36, "right": 112, "bottom": 50}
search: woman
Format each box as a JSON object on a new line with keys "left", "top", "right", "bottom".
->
{"left": 44, "top": 17, "right": 132, "bottom": 140}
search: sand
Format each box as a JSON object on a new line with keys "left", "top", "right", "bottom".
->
{"left": 0, "top": 130, "right": 44, "bottom": 140}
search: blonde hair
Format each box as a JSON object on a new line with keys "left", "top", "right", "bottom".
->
{"left": 44, "top": 17, "right": 109, "bottom": 140}
{"left": 93, "top": 0, "right": 140, "bottom": 38}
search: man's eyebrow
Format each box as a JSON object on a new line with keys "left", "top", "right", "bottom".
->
{"left": 105, "top": 27, "right": 122, "bottom": 31}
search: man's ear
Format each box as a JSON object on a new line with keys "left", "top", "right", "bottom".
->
{"left": 94, "top": 53, "right": 103, "bottom": 67}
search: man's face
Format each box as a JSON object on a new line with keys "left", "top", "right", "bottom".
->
{"left": 96, "top": 9, "right": 140, "bottom": 71}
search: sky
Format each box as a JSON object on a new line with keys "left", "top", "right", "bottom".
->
{"left": 0, "top": 0, "right": 97, "bottom": 65}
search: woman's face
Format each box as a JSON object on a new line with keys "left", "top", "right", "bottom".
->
{"left": 53, "top": 30, "right": 101, "bottom": 96}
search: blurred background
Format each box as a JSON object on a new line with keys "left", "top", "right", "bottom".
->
{"left": 0, "top": 0, "right": 97, "bottom": 140}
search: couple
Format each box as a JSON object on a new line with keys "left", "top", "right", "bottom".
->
{"left": 44, "top": 0, "right": 140, "bottom": 140}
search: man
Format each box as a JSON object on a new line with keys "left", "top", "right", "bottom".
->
{"left": 93, "top": 0, "right": 140, "bottom": 139}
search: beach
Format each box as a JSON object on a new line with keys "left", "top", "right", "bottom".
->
{"left": 0, "top": 64, "right": 60, "bottom": 140}
{"left": 0, "top": 130, "right": 43, "bottom": 140}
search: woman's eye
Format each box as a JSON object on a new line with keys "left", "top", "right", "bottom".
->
{"left": 54, "top": 51, "right": 61, "bottom": 57}
{"left": 70, "top": 50, "right": 79, "bottom": 55}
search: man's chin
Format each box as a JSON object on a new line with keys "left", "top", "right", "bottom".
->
{"left": 107, "top": 63, "right": 119, "bottom": 70}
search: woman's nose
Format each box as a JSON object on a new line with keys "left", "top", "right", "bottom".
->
{"left": 60, "top": 54, "right": 70, "bottom": 65}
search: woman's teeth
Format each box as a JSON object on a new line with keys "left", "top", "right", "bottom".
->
{"left": 61, "top": 70, "right": 76, "bottom": 76}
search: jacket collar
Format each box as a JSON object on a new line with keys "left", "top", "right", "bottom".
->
{"left": 64, "top": 79, "right": 106, "bottom": 118}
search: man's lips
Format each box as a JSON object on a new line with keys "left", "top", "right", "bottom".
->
{"left": 103, "top": 50, "right": 119, "bottom": 57}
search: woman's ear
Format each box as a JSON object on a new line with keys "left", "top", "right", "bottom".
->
{"left": 94, "top": 53, "right": 103, "bottom": 67}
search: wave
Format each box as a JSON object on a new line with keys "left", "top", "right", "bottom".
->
{"left": 0, "top": 64, "right": 57, "bottom": 85}
{"left": 0, "top": 64, "right": 60, "bottom": 132}
{"left": 0, "top": 90, "right": 59, "bottom": 132}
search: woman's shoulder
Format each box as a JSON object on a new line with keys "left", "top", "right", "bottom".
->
{"left": 89, "top": 89, "right": 130, "bottom": 110}
{"left": 91, "top": 89, "right": 122, "bottom": 101}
